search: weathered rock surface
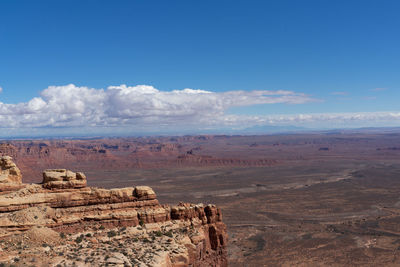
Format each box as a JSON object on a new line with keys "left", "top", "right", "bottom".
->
{"left": 42, "top": 169, "right": 87, "bottom": 189}
{"left": 0, "top": 157, "right": 227, "bottom": 267}
{"left": 0, "top": 156, "right": 22, "bottom": 184}
{"left": 0, "top": 156, "right": 24, "bottom": 192}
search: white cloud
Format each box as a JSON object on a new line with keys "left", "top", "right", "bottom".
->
{"left": 0, "top": 84, "right": 316, "bottom": 130}
{"left": 0, "top": 84, "right": 398, "bottom": 134}
{"left": 0, "top": 87, "right": 2, "bottom": 93}
{"left": 226, "top": 112, "right": 400, "bottom": 129}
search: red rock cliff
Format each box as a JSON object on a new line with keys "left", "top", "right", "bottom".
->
{"left": 0, "top": 156, "right": 227, "bottom": 267}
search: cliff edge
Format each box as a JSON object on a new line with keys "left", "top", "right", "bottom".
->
{"left": 0, "top": 156, "right": 227, "bottom": 267}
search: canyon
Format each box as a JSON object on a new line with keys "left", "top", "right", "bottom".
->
{"left": 0, "top": 136, "right": 278, "bottom": 184}
{"left": 2, "top": 132, "right": 400, "bottom": 266}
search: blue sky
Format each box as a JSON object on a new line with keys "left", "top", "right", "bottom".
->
{"left": 0, "top": 0, "right": 400, "bottom": 136}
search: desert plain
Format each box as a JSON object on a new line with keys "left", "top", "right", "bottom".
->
{"left": 2, "top": 131, "right": 400, "bottom": 266}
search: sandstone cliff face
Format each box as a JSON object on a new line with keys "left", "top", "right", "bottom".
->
{"left": 0, "top": 158, "right": 227, "bottom": 266}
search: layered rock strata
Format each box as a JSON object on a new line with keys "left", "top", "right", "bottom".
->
{"left": 42, "top": 169, "right": 87, "bottom": 189}
{"left": 0, "top": 158, "right": 227, "bottom": 266}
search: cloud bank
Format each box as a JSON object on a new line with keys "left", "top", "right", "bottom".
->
{"left": 0, "top": 84, "right": 314, "bottom": 129}
{"left": 0, "top": 84, "right": 398, "bottom": 135}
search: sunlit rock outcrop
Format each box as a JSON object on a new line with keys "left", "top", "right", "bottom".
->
{"left": 0, "top": 156, "right": 227, "bottom": 266}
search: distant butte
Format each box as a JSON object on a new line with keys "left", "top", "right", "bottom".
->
{"left": 0, "top": 137, "right": 278, "bottom": 183}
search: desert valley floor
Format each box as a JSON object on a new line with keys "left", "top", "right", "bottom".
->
{"left": 2, "top": 132, "right": 400, "bottom": 266}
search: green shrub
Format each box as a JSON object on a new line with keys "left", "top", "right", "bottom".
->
{"left": 155, "top": 230, "right": 163, "bottom": 237}
{"left": 107, "top": 230, "right": 117, "bottom": 238}
{"left": 75, "top": 236, "right": 83, "bottom": 243}
{"left": 139, "top": 219, "right": 145, "bottom": 227}
{"left": 164, "top": 231, "right": 173, "bottom": 238}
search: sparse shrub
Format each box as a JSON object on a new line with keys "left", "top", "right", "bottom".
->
{"left": 164, "top": 231, "right": 173, "bottom": 238}
{"left": 85, "top": 233, "right": 92, "bottom": 237}
{"left": 99, "top": 225, "right": 105, "bottom": 230}
{"left": 59, "top": 232, "right": 66, "bottom": 239}
{"left": 75, "top": 236, "right": 83, "bottom": 243}
{"left": 139, "top": 219, "right": 145, "bottom": 227}
{"left": 155, "top": 230, "right": 163, "bottom": 237}
{"left": 107, "top": 230, "right": 117, "bottom": 238}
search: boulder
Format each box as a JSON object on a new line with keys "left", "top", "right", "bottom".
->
{"left": 0, "top": 156, "right": 23, "bottom": 191}
{"left": 42, "top": 169, "right": 87, "bottom": 189}
{"left": 134, "top": 186, "right": 156, "bottom": 200}
{"left": 105, "top": 252, "right": 131, "bottom": 266}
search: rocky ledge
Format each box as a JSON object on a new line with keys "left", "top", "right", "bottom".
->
{"left": 0, "top": 156, "right": 227, "bottom": 266}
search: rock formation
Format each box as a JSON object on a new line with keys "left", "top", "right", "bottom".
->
{"left": 0, "top": 156, "right": 22, "bottom": 184}
{"left": 42, "top": 169, "right": 87, "bottom": 189}
{"left": 0, "top": 138, "right": 278, "bottom": 183}
{"left": 0, "top": 157, "right": 227, "bottom": 266}
{"left": 0, "top": 156, "right": 23, "bottom": 192}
